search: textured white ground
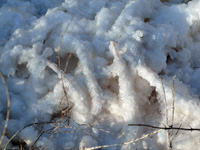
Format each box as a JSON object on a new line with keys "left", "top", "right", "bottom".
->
{"left": 0, "top": 0, "right": 200, "bottom": 149}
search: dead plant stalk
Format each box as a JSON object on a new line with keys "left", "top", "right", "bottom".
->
{"left": 0, "top": 71, "right": 11, "bottom": 146}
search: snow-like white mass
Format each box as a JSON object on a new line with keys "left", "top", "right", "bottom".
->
{"left": 0, "top": 0, "right": 200, "bottom": 149}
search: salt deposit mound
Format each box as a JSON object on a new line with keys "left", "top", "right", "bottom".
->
{"left": 0, "top": 0, "right": 200, "bottom": 149}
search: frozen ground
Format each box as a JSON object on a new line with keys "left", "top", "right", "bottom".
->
{"left": 0, "top": 0, "right": 200, "bottom": 149}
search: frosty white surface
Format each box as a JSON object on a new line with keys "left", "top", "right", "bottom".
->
{"left": 0, "top": 0, "right": 200, "bottom": 149}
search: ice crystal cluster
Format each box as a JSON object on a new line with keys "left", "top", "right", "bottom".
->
{"left": 0, "top": 0, "right": 200, "bottom": 149}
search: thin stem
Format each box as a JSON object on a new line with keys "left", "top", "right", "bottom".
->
{"left": 0, "top": 72, "right": 11, "bottom": 146}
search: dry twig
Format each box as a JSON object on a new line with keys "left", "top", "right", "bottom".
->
{"left": 171, "top": 75, "right": 176, "bottom": 127}
{"left": 4, "top": 121, "right": 53, "bottom": 149}
{"left": 169, "top": 75, "right": 176, "bottom": 149}
{"left": 4, "top": 117, "right": 107, "bottom": 150}
{"left": 84, "top": 129, "right": 162, "bottom": 150}
{"left": 56, "top": 0, "right": 80, "bottom": 127}
{"left": 64, "top": 53, "right": 73, "bottom": 73}
{"left": 128, "top": 124, "right": 200, "bottom": 131}
{"left": 161, "top": 79, "right": 170, "bottom": 149}
{"left": 0, "top": 71, "right": 11, "bottom": 146}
